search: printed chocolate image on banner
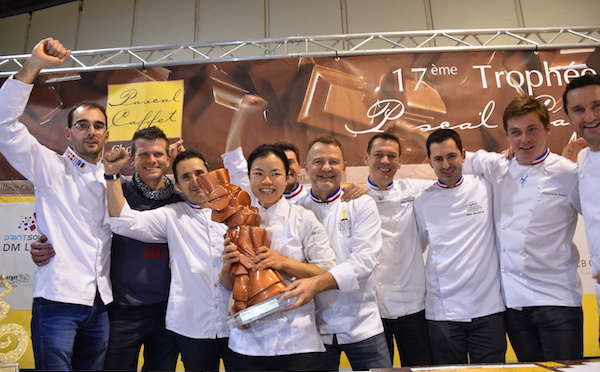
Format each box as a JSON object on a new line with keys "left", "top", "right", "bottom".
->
{"left": 0, "top": 48, "right": 597, "bottom": 181}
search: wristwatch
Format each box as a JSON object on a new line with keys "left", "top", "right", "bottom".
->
{"left": 104, "top": 173, "right": 120, "bottom": 180}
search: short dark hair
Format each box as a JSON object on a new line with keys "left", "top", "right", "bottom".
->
{"left": 67, "top": 101, "right": 107, "bottom": 128}
{"left": 131, "top": 126, "right": 170, "bottom": 156}
{"left": 563, "top": 73, "right": 600, "bottom": 115}
{"left": 273, "top": 141, "right": 300, "bottom": 162}
{"left": 172, "top": 149, "right": 208, "bottom": 183}
{"left": 366, "top": 133, "right": 402, "bottom": 156}
{"left": 306, "top": 135, "right": 344, "bottom": 160}
{"left": 502, "top": 96, "right": 549, "bottom": 132}
{"left": 247, "top": 144, "right": 290, "bottom": 176}
{"left": 426, "top": 129, "right": 463, "bottom": 158}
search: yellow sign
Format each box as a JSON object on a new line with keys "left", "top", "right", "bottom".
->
{"left": 106, "top": 80, "right": 183, "bottom": 141}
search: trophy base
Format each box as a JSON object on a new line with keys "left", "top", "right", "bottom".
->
{"left": 227, "top": 293, "right": 296, "bottom": 327}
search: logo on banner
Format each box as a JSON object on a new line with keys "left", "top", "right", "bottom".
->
{"left": 17, "top": 214, "right": 36, "bottom": 232}
{"left": 106, "top": 80, "right": 184, "bottom": 141}
{"left": 3, "top": 212, "right": 41, "bottom": 252}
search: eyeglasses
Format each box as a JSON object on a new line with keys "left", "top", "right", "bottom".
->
{"left": 71, "top": 122, "right": 106, "bottom": 132}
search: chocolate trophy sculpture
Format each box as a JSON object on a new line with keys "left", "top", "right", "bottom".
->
{"left": 198, "top": 168, "right": 291, "bottom": 327}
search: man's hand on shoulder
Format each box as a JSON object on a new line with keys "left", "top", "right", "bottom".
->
{"left": 15, "top": 38, "right": 71, "bottom": 84}
{"left": 502, "top": 147, "right": 515, "bottom": 160}
{"left": 561, "top": 137, "right": 588, "bottom": 163}
{"left": 341, "top": 182, "right": 368, "bottom": 202}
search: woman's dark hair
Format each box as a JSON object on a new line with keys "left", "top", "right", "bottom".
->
{"left": 247, "top": 144, "right": 290, "bottom": 176}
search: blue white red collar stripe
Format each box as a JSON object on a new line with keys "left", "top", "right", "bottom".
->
{"left": 284, "top": 182, "right": 303, "bottom": 199}
{"left": 188, "top": 201, "right": 203, "bottom": 209}
{"left": 64, "top": 147, "right": 88, "bottom": 169}
{"left": 437, "top": 175, "right": 464, "bottom": 188}
{"left": 310, "top": 187, "right": 342, "bottom": 203}
{"left": 367, "top": 178, "right": 392, "bottom": 191}
{"left": 526, "top": 147, "right": 550, "bottom": 165}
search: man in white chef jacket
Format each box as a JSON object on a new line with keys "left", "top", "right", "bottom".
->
{"left": 563, "top": 73, "right": 600, "bottom": 344}
{"left": 363, "top": 132, "right": 433, "bottom": 367}
{"left": 281, "top": 135, "right": 391, "bottom": 371}
{"left": 0, "top": 38, "right": 113, "bottom": 371}
{"left": 464, "top": 96, "right": 582, "bottom": 362}
{"left": 414, "top": 128, "right": 507, "bottom": 365}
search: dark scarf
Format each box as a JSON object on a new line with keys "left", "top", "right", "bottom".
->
{"left": 132, "top": 172, "right": 175, "bottom": 200}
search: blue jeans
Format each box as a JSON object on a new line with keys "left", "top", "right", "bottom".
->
{"left": 322, "top": 333, "right": 391, "bottom": 371}
{"left": 103, "top": 311, "right": 178, "bottom": 371}
{"left": 31, "top": 296, "right": 109, "bottom": 371}
{"left": 505, "top": 306, "right": 583, "bottom": 362}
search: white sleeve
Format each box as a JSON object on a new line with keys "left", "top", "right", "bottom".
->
{"left": 464, "top": 149, "right": 502, "bottom": 180}
{"left": 328, "top": 197, "right": 382, "bottom": 293}
{"left": 221, "top": 147, "right": 250, "bottom": 192}
{"left": 564, "top": 151, "right": 584, "bottom": 215}
{"left": 0, "top": 77, "right": 60, "bottom": 187}
{"left": 570, "top": 180, "right": 581, "bottom": 215}
{"left": 568, "top": 162, "right": 582, "bottom": 215}
{"left": 300, "top": 209, "right": 336, "bottom": 271}
{"left": 109, "top": 201, "right": 169, "bottom": 243}
{"left": 413, "top": 195, "right": 429, "bottom": 251}
{"left": 406, "top": 178, "right": 435, "bottom": 196}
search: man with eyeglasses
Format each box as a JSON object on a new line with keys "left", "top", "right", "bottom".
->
{"left": 0, "top": 38, "right": 113, "bottom": 370}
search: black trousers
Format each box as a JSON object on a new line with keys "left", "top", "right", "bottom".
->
{"left": 427, "top": 311, "right": 506, "bottom": 365}
{"left": 505, "top": 306, "right": 583, "bottom": 362}
{"left": 383, "top": 310, "right": 433, "bottom": 366}
{"left": 174, "top": 335, "right": 231, "bottom": 372}
{"left": 226, "top": 349, "right": 326, "bottom": 371}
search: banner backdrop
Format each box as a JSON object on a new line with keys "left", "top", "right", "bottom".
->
{"left": 1, "top": 48, "right": 599, "bottom": 365}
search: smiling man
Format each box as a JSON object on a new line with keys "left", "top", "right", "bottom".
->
{"left": 30, "top": 127, "right": 184, "bottom": 371}
{"left": 103, "top": 127, "right": 182, "bottom": 371}
{"left": 563, "top": 74, "right": 600, "bottom": 337}
{"left": 464, "top": 96, "right": 582, "bottom": 362}
{"left": 414, "top": 129, "right": 506, "bottom": 365}
{"left": 282, "top": 135, "right": 391, "bottom": 371}
{"left": 0, "top": 38, "right": 113, "bottom": 371}
{"left": 364, "top": 133, "right": 433, "bottom": 367}
{"left": 105, "top": 148, "right": 232, "bottom": 372}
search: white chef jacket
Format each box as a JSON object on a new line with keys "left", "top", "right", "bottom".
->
{"left": 464, "top": 150, "right": 582, "bottom": 308}
{"left": 577, "top": 148, "right": 600, "bottom": 310}
{"left": 297, "top": 189, "right": 384, "bottom": 344}
{"left": 414, "top": 175, "right": 505, "bottom": 321}
{"left": 109, "top": 202, "right": 230, "bottom": 339}
{"left": 221, "top": 147, "right": 309, "bottom": 203}
{"left": 367, "top": 178, "right": 432, "bottom": 319}
{"left": 0, "top": 77, "right": 112, "bottom": 306}
{"left": 228, "top": 197, "right": 336, "bottom": 356}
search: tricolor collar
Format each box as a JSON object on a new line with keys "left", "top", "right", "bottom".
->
{"left": 310, "top": 187, "right": 342, "bottom": 204}
{"left": 437, "top": 175, "right": 464, "bottom": 189}
{"left": 188, "top": 201, "right": 203, "bottom": 210}
{"left": 518, "top": 147, "right": 550, "bottom": 166}
{"left": 367, "top": 177, "right": 393, "bottom": 191}
{"left": 284, "top": 182, "right": 304, "bottom": 199}
{"left": 63, "top": 147, "right": 90, "bottom": 170}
